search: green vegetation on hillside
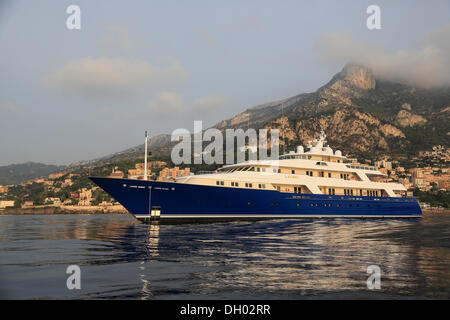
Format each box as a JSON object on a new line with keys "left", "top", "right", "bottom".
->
{"left": 414, "top": 189, "right": 450, "bottom": 208}
{"left": 0, "top": 162, "right": 63, "bottom": 185}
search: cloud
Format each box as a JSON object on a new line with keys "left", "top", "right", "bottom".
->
{"left": 43, "top": 57, "right": 188, "bottom": 97}
{"left": 191, "top": 96, "right": 227, "bottom": 113}
{"left": 315, "top": 24, "right": 450, "bottom": 88}
{"left": 148, "top": 92, "right": 227, "bottom": 115}
{"left": 148, "top": 91, "right": 184, "bottom": 113}
{"left": 0, "top": 101, "right": 19, "bottom": 113}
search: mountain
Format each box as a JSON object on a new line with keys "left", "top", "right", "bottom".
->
{"left": 88, "top": 63, "right": 450, "bottom": 163}
{"left": 214, "top": 64, "right": 450, "bottom": 158}
{"left": 0, "top": 162, "right": 63, "bottom": 185}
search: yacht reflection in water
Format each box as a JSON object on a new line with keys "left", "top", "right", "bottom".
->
{"left": 131, "top": 217, "right": 449, "bottom": 299}
{"left": 1, "top": 214, "right": 446, "bottom": 299}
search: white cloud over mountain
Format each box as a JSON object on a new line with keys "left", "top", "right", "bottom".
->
{"left": 315, "top": 24, "right": 450, "bottom": 88}
{"left": 42, "top": 57, "right": 188, "bottom": 97}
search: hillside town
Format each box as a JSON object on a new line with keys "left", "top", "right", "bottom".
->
{"left": 0, "top": 144, "right": 449, "bottom": 212}
{"left": 0, "top": 159, "right": 191, "bottom": 212}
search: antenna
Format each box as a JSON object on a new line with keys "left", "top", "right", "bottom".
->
{"left": 281, "top": 101, "right": 285, "bottom": 155}
{"left": 144, "top": 131, "right": 148, "bottom": 180}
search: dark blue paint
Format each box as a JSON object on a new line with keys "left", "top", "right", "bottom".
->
{"left": 89, "top": 177, "right": 422, "bottom": 218}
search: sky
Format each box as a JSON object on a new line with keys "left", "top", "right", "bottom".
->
{"left": 0, "top": 0, "right": 449, "bottom": 166}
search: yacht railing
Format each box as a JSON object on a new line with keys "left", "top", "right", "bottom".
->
{"left": 195, "top": 171, "right": 216, "bottom": 175}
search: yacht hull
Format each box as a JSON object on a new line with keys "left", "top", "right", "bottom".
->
{"left": 89, "top": 177, "right": 422, "bottom": 221}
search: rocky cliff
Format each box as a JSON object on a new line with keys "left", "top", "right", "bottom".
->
{"left": 214, "top": 63, "right": 450, "bottom": 158}
{"left": 100, "top": 63, "right": 449, "bottom": 163}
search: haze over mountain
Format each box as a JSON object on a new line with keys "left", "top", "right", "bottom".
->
{"left": 213, "top": 63, "right": 450, "bottom": 157}
{"left": 126, "top": 63, "right": 449, "bottom": 160}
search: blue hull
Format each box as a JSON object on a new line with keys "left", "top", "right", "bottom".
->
{"left": 89, "top": 177, "right": 422, "bottom": 221}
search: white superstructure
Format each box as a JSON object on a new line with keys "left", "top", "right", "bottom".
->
{"left": 176, "top": 130, "right": 407, "bottom": 198}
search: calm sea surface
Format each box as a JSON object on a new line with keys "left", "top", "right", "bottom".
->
{"left": 0, "top": 213, "right": 449, "bottom": 299}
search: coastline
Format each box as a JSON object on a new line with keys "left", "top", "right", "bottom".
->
{"left": 0, "top": 207, "right": 448, "bottom": 215}
{"left": 0, "top": 204, "right": 128, "bottom": 215}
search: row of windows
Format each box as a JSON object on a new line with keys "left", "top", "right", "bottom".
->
{"left": 218, "top": 179, "right": 382, "bottom": 197}
{"left": 218, "top": 181, "right": 266, "bottom": 189}
{"left": 222, "top": 166, "right": 354, "bottom": 180}
{"left": 344, "top": 189, "right": 354, "bottom": 196}
{"left": 340, "top": 173, "right": 350, "bottom": 180}
{"left": 226, "top": 200, "right": 383, "bottom": 208}
{"left": 346, "top": 164, "right": 377, "bottom": 171}
{"left": 281, "top": 155, "right": 343, "bottom": 163}
{"left": 309, "top": 203, "right": 381, "bottom": 208}
{"left": 343, "top": 189, "right": 380, "bottom": 197}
